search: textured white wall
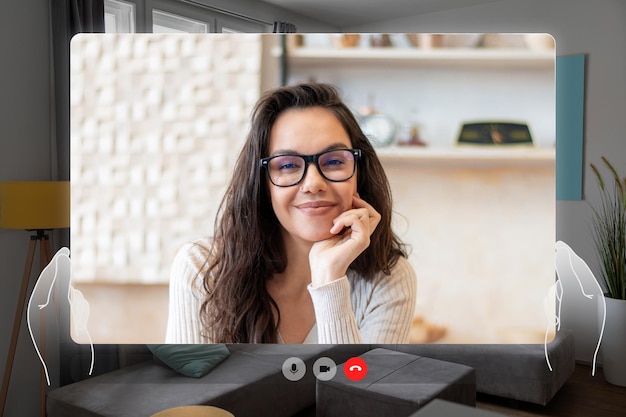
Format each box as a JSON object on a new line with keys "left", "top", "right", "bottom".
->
{"left": 70, "top": 33, "right": 262, "bottom": 283}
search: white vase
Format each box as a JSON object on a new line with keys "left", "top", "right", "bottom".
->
{"left": 598, "top": 296, "right": 626, "bottom": 386}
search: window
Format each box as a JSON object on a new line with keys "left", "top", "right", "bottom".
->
{"left": 104, "top": 0, "right": 270, "bottom": 33}
{"left": 221, "top": 27, "right": 241, "bottom": 33}
{"left": 104, "top": 0, "right": 136, "bottom": 33}
{"left": 152, "top": 9, "right": 209, "bottom": 33}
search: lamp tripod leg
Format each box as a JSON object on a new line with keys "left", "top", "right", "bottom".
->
{"left": 0, "top": 237, "right": 38, "bottom": 417}
{"left": 39, "top": 235, "right": 52, "bottom": 417}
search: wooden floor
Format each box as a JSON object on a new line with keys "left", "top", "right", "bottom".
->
{"left": 476, "top": 364, "right": 626, "bottom": 417}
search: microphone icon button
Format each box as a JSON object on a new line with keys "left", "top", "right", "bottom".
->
{"left": 282, "top": 357, "right": 305, "bottom": 381}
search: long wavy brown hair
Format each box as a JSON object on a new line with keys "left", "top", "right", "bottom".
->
{"left": 200, "top": 82, "right": 407, "bottom": 343}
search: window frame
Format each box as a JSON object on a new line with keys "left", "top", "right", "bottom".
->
{"left": 104, "top": 0, "right": 137, "bottom": 33}
{"left": 104, "top": 0, "right": 271, "bottom": 33}
{"left": 151, "top": 8, "right": 212, "bottom": 33}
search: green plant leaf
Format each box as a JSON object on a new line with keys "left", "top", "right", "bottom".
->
{"left": 590, "top": 157, "right": 626, "bottom": 300}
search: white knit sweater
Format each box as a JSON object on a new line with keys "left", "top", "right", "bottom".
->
{"left": 165, "top": 237, "right": 417, "bottom": 344}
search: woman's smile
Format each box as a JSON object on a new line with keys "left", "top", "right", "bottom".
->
{"left": 295, "top": 200, "right": 338, "bottom": 215}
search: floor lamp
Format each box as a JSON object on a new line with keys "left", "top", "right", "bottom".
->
{"left": 0, "top": 181, "right": 70, "bottom": 417}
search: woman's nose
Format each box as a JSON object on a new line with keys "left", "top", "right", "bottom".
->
{"left": 299, "top": 162, "right": 326, "bottom": 193}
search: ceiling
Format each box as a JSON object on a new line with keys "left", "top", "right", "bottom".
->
{"left": 260, "top": 0, "right": 503, "bottom": 28}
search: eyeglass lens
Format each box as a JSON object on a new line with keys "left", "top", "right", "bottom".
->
{"left": 267, "top": 149, "right": 356, "bottom": 186}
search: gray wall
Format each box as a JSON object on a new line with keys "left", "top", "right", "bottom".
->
{"left": 0, "top": 1, "right": 54, "bottom": 416}
{"left": 348, "top": 0, "right": 626, "bottom": 364}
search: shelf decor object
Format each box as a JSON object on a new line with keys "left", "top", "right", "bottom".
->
{"left": 359, "top": 113, "right": 397, "bottom": 148}
{"left": 457, "top": 122, "right": 533, "bottom": 145}
{"left": 0, "top": 181, "right": 70, "bottom": 417}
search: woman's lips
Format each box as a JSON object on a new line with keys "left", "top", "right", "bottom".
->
{"left": 295, "top": 201, "right": 337, "bottom": 215}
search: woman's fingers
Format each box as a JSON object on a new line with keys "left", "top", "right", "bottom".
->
{"left": 330, "top": 196, "right": 380, "bottom": 235}
{"left": 330, "top": 208, "right": 370, "bottom": 235}
{"left": 353, "top": 196, "right": 381, "bottom": 229}
{"left": 309, "top": 198, "right": 380, "bottom": 286}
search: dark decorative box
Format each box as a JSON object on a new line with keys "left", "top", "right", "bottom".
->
{"left": 457, "top": 122, "right": 533, "bottom": 145}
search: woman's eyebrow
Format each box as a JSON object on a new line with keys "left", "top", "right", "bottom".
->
{"left": 270, "top": 149, "right": 298, "bottom": 157}
{"left": 270, "top": 143, "right": 350, "bottom": 157}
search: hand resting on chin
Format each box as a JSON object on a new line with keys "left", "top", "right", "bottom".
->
{"left": 309, "top": 195, "right": 381, "bottom": 287}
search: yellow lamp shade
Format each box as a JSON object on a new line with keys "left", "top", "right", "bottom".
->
{"left": 0, "top": 182, "right": 70, "bottom": 229}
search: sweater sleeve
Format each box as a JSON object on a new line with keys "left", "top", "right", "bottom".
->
{"left": 353, "top": 256, "right": 417, "bottom": 344}
{"left": 308, "top": 277, "right": 362, "bottom": 343}
{"left": 165, "top": 240, "right": 212, "bottom": 344}
{"left": 308, "top": 256, "right": 417, "bottom": 344}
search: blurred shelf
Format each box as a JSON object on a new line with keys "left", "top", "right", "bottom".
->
{"left": 376, "top": 146, "right": 556, "bottom": 168}
{"left": 274, "top": 46, "right": 555, "bottom": 69}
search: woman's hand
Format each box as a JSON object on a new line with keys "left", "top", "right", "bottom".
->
{"left": 309, "top": 195, "right": 381, "bottom": 287}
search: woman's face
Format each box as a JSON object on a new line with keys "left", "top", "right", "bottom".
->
{"left": 266, "top": 106, "right": 358, "bottom": 245}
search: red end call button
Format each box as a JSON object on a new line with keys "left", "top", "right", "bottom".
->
{"left": 343, "top": 357, "right": 367, "bottom": 381}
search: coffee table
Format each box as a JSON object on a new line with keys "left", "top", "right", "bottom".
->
{"left": 151, "top": 405, "right": 235, "bottom": 417}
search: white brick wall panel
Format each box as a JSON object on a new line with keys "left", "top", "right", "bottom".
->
{"left": 71, "top": 34, "right": 261, "bottom": 282}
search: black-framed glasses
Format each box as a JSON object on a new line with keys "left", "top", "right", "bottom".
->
{"left": 259, "top": 148, "right": 361, "bottom": 187}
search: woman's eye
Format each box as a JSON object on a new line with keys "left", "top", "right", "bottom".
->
{"left": 278, "top": 162, "right": 298, "bottom": 170}
{"left": 273, "top": 157, "right": 301, "bottom": 171}
{"left": 322, "top": 158, "right": 345, "bottom": 168}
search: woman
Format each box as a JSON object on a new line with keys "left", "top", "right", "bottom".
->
{"left": 166, "top": 83, "right": 416, "bottom": 344}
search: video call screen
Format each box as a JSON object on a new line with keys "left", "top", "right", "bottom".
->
{"left": 69, "top": 32, "right": 556, "bottom": 344}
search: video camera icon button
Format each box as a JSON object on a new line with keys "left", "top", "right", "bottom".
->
{"left": 313, "top": 357, "right": 337, "bottom": 381}
{"left": 344, "top": 357, "right": 367, "bottom": 381}
{"left": 282, "top": 357, "right": 306, "bottom": 381}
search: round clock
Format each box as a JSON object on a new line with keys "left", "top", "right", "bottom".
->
{"left": 359, "top": 113, "right": 396, "bottom": 147}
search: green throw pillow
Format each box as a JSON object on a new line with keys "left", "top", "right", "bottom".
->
{"left": 146, "top": 344, "right": 230, "bottom": 378}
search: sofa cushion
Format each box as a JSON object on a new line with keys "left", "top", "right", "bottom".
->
{"left": 147, "top": 344, "right": 230, "bottom": 378}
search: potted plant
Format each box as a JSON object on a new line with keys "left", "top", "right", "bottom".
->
{"left": 590, "top": 157, "right": 626, "bottom": 386}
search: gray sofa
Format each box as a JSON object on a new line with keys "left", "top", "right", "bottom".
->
{"left": 46, "top": 344, "right": 369, "bottom": 417}
{"left": 46, "top": 330, "right": 575, "bottom": 417}
{"left": 390, "top": 329, "right": 576, "bottom": 406}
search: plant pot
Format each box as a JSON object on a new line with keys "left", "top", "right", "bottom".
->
{"left": 598, "top": 296, "right": 626, "bottom": 386}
